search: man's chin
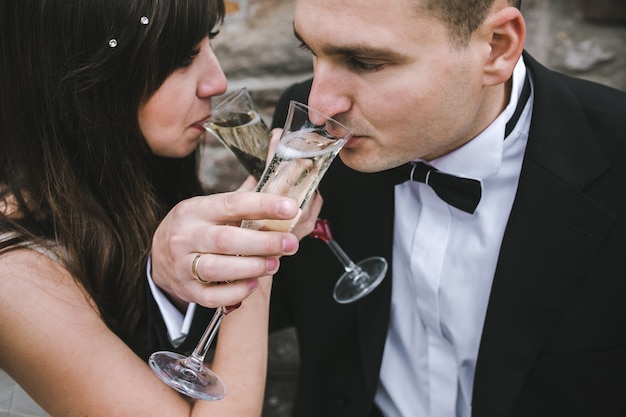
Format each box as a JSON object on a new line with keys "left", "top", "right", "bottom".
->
{"left": 338, "top": 150, "right": 380, "bottom": 174}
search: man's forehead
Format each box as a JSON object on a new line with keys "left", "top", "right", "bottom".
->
{"left": 293, "top": 0, "right": 441, "bottom": 59}
{"left": 293, "top": 0, "right": 430, "bottom": 36}
{"left": 293, "top": 25, "right": 409, "bottom": 62}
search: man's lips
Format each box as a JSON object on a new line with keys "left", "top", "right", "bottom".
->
{"left": 342, "top": 135, "right": 362, "bottom": 148}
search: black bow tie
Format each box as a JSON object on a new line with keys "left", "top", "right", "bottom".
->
{"left": 381, "top": 162, "right": 482, "bottom": 214}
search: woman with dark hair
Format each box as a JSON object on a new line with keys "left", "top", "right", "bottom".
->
{"left": 0, "top": 0, "right": 317, "bottom": 415}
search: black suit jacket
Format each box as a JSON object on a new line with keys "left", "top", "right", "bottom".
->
{"left": 269, "top": 53, "right": 626, "bottom": 417}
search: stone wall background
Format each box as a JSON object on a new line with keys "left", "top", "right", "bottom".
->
{"left": 201, "top": 0, "right": 626, "bottom": 194}
{"left": 200, "top": 1, "right": 626, "bottom": 416}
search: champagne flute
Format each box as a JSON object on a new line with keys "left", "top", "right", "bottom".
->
{"left": 240, "top": 101, "right": 351, "bottom": 231}
{"left": 203, "top": 87, "right": 270, "bottom": 180}
{"left": 205, "top": 89, "right": 389, "bottom": 302}
{"left": 310, "top": 218, "right": 388, "bottom": 304}
{"left": 148, "top": 88, "right": 266, "bottom": 400}
{"left": 148, "top": 100, "right": 351, "bottom": 400}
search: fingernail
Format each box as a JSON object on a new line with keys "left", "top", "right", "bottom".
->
{"left": 276, "top": 199, "right": 296, "bottom": 217}
{"left": 282, "top": 236, "right": 298, "bottom": 253}
{"left": 249, "top": 278, "right": 259, "bottom": 290}
{"left": 266, "top": 257, "right": 279, "bottom": 273}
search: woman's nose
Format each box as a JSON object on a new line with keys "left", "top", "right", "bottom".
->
{"left": 197, "top": 49, "right": 227, "bottom": 99}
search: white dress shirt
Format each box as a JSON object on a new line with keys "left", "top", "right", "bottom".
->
{"left": 375, "top": 58, "right": 534, "bottom": 417}
{"left": 147, "top": 256, "right": 196, "bottom": 347}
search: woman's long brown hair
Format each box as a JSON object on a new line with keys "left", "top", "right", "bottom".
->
{"left": 0, "top": 0, "right": 225, "bottom": 357}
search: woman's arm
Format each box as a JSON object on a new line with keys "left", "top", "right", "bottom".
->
{"left": 0, "top": 248, "right": 269, "bottom": 416}
{"left": 208, "top": 275, "right": 273, "bottom": 416}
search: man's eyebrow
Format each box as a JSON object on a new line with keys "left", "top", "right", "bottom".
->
{"left": 293, "top": 26, "right": 407, "bottom": 61}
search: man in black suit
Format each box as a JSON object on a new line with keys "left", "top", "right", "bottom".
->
{"left": 150, "top": 0, "right": 626, "bottom": 415}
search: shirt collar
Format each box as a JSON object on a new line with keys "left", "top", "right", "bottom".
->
{"left": 423, "top": 57, "right": 529, "bottom": 181}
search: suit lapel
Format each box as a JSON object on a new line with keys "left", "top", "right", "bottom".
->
{"left": 357, "top": 255, "right": 393, "bottom": 400}
{"left": 472, "top": 54, "right": 616, "bottom": 416}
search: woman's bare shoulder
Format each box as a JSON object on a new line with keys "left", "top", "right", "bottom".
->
{"left": 0, "top": 248, "right": 100, "bottom": 368}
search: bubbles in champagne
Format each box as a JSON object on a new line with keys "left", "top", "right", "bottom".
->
{"left": 240, "top": 110, "right": 349, "bottom": 234}
{"left": 205, "top": 110, "right": 270, "bottom": 179}
{"left": 275, "top": 128, "right": 342, "bottom": 160}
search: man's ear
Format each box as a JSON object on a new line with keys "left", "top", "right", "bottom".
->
{"left": 481, "top": 6, "right": 526, "bottom": 86}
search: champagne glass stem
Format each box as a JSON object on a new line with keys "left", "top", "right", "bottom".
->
{"left": 311, "top": 218, "right": 388, "bottom": 304}
{"left": 184, "top": 306, "right": 226, "bottom": 372}
{"left": 325, "top": 239, "right": 360, "bottom": 274}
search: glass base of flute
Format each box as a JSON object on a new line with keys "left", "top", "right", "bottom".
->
{"left": 333, "top": 258, "right": 388, "bottom": 303}
{"left": 149, "top": 303, "right": 238, "bottom": 401}
{"left": 311, "top": 218, "right": 388, "bottom": 304}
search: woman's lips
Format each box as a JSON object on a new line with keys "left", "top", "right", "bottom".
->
{"left": 191, "top": 115, "right": 211, "bottom": 131}
{"left": 191, "top": 122, "right": 206, "bottom": 131}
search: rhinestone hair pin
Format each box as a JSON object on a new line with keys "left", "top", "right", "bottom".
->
{"left": 108, "top": 16, "right": 150, "bottom": 48}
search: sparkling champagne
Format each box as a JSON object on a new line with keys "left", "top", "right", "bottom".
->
{"left": 205, "top": 110, "right": 270, "bottom": 179}
{"left": 241, "top": 128, "right": 345, "bottom": 232}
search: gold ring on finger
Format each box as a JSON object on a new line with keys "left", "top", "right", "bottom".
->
{"left": 191, "top": 253, "right": 210, "bottom": 283}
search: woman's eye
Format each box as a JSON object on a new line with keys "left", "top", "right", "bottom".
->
{"left": 180, "top": 48, "right": 200, "bottom": 68}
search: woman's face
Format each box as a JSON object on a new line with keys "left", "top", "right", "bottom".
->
{"left": 138, "top": 36, "right": 227, "bottom": 158}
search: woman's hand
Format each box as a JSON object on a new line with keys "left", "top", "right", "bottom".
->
{"left": 150, "top": 190, "right": 301, "bottom": 310}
